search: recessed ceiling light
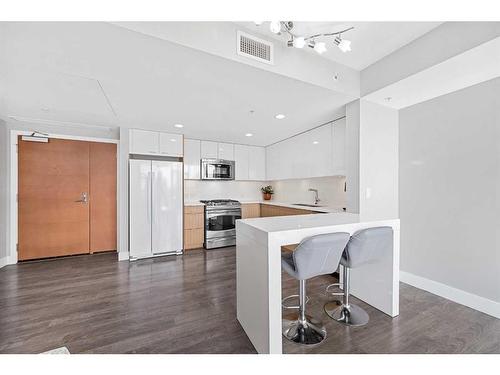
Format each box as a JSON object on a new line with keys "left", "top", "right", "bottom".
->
{"left": 275, "top": 114, "right": 286, "bottom": 120}
{"left": 170, "top": 138, "right": 176, "bottom": 142}
{"left": 385, "top": 97, "right": 392, "bottom": 102}
{"left": 313, "top": 141, "right": 319, "bottom": 145}
{"left": 245, "top": 133, "right": 253, "bottom": 137}
{"left": 174, "top": 124, "right": 184, "bottom": 128}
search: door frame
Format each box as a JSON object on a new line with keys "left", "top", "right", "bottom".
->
{"left": 9, "top": 130, "right": 120, "bottom": 264}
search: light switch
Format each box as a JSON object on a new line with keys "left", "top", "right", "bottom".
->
{"left": 366, "top": 188, "right": 372, "bottom": 199}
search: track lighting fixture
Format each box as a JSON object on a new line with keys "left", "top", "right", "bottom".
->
{"left": 255, "top": 22, "right": 354, "bottom": 54}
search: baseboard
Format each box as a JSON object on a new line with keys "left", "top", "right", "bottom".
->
{"left": 118, "top": 251, "right": 129, "bottom": 261}
{"left": 400, "top": 271, "right": 500, "bottom": 319}
{"left": 0, "top": 256, "right": 7, "bottom": 269}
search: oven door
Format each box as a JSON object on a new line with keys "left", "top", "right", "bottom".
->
{"left": 201, "top": 159, "right": 235, "bottom": 180}
{"left": 205, "top": 208, "right": 241, "bottom": 240}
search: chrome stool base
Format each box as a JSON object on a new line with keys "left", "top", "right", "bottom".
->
{"left": 324, "top": 302, "right": 369, "bottom": 327}
{"left": 282, "top": 312, "right": 327, "bottom": 345}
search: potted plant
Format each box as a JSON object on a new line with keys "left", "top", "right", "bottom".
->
{"left": 261, "top": 185, "right": 274, "bottom": 201}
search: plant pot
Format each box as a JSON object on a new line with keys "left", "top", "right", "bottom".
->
{"left": 263, "top": 193, "right": 272, "bottom": 201}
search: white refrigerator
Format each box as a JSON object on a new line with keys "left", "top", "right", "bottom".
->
{"left": 129, "top": 159, "right": 183, "bottom": 258}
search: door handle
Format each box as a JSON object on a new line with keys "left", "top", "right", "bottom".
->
{"left": 75, "top": 192, "right": 88, "bottom": 203}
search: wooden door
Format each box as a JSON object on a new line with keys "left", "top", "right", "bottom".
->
{"left": 89, "top": 142, "right": 117, "bottom": 253}
{"left": 18, "top": 138, "right": 90, "bottom": 260}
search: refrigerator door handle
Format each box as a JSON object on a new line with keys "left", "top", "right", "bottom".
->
{"left": 147, "top": 170, "right": 152, "bottom": 225}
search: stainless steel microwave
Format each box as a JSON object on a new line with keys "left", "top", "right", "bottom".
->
{"left": 200, "top": 158, "right": 235, "bottom": 180}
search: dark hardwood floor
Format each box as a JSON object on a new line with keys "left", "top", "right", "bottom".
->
{"left": 0, "top": 247, "right": 499, "bottom": 354}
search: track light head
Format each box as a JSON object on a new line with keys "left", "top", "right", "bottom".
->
{"left": 334, "top": 35, "right": 352, "bottom": 52}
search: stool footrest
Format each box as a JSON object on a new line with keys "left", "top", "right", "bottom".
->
{"left": 281, "top": 294, "right": 310, "bottom": 310}
{"left": 326, "top": 282, "right": 344, "bottom": 297}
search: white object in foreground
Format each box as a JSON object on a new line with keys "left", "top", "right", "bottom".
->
{"left": 236, "top": 213, "right": 400, "bottom": 354}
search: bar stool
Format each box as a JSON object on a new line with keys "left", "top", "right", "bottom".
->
{"left": 281, "top": 232, "right": 350, "bottom": 345}
{"left": 324, "top": 226, "right": 393, "bottom": 327}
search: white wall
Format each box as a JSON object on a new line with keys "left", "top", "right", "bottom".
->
{"left": 345, "top": 100, "right": 360, "bottom": 213}
{"left": 399, "top": 78, "right": 500, "bottom": 316}
{"left": 270, "top": 176, "right": 346, "bottom": 209}
{"left": 184, "top": 180, "right": 265, "bottom": 202}
{"left": 0, "top": 120, "right": 8, "bottom": 266}
{"left": 359, "top": 100, "right": 399, "bottom": 221}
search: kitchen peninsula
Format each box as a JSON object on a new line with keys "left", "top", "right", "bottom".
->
{"left": 236, "top": 212, "right": 400, "bottom": 354}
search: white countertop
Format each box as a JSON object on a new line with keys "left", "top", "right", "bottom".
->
{"left": 238, "top": 212, "right": 399, "bottom": 233}
{"left": 184, "top": 200, "right": 345, "bottom": 213}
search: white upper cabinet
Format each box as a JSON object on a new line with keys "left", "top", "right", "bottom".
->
{"left": 305, "top": 124, "right": 333, "bottom": 178}
{"left": 184, "top": 139, "right": 201, "bottom": 179}
{"left": 217, "top": 142, "right": 234, "bottom": 160}
{"left": 200, "top": 141, "right": 218, "bottom": 159}
{"left": 265, "top": 120, "right": 345, "bottom": 180}
{"left": 159, "top": 133, "right": 183, "bottom": 157}
{"left": 248, "top": 146, "right": 266, "bottom": 181}
{"left": 234, "top": 144, "right": 249, "bottom": 180}
{"left": 129, "top": 129, "right": 183, "bottom": 157}
{"left": 129, "top": 129, "right": 159, "bottom": 155}
{"left": 332, "top": 118, "right": 346, "bottom": 175}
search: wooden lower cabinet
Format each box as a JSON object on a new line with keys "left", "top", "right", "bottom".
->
{"left": 260, "top": 204, "right": 314, "bottom": 217}
{"left": 184, "top": 205, "right": 204, "bottom": 250}
{"left": 241, "top": 203, "right": 261, "bottom": 219}
{"left": 183, "top": 203, "right": 317, "bottom": 250}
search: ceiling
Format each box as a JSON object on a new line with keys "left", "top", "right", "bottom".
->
{"left": 363, "top": 36, "right": 500, "bottom": 109}
{"left": 0, "top": 22, "right": 350, "bottom": 146}
{"left": 237, "top": 22, "right": 442, "bottom": 70}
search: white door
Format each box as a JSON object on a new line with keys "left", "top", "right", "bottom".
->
{"left": 152, "top": 160, "right": 183, "bottom": 254}
{"left": 159, "top": 133, "right": 184, "bottom": 157}
{"left": 129, "top": 159, "right": 153, "bottom": 258}
{"left": 129, "top": 129, "right": 159, "bottom": 155}
{"left": 234, "top": 144, "right": 249, "bottom": 180}
{"left": 201, "top": 141, "right": 218, "bottom": 158}
{"left": 184, "top": 139, "right": 201, "bottom": 179}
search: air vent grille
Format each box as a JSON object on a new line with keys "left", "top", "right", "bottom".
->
{"left": 237, "top": 31, "right": 274, "bottom": 65}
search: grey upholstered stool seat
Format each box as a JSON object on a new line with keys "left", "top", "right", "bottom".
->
{"left": 281, "top": 232, "right": 350, "bottom": 345}
{"left": 324, "top": 226, "right": 393, "bottom": 327}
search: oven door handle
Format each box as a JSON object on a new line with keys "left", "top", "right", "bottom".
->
{"left": 206, "top": 212, "right": 241, "bottom": 219}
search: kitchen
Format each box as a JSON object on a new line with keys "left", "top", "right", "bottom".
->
{"left": 127, "top": 115, "right": 349, "bottom": 258}
{"left": 1, "top": 18, "right": 499, "bottom": 360}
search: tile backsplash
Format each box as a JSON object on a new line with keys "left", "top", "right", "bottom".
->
{"left": 184, "top": 175, "right": 346, "bottom": 209}
{"left": 269, "top": 176, "right": 347, "bottom": 209}
{"left": 184, "top": 180, "right": 264, "bottom": 202}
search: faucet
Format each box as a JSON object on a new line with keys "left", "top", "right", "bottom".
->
{"left": 308, "top": 188, "right": 320, "bottom": 205}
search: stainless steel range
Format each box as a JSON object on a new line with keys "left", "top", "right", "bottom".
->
{"left": 200, "top": 199, "right": 241, "bottom": 249}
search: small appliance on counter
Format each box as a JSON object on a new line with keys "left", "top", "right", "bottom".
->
{"left": 200, "top": 199, "right": 241, "bottom": 249}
